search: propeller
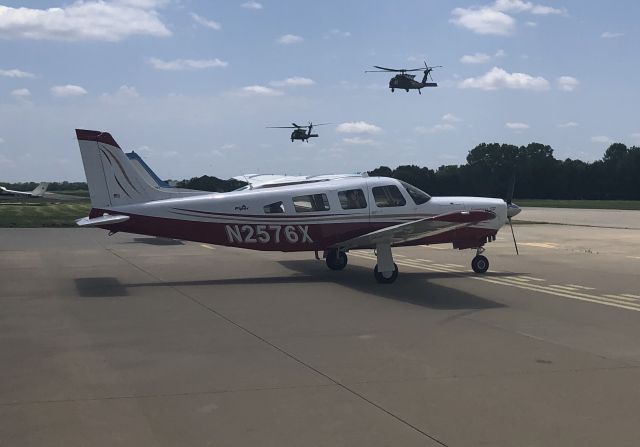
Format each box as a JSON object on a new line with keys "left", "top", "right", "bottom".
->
{"left": 505, "top": 170, "right": 520, "bottom": 255}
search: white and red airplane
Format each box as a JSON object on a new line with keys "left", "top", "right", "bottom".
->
{"left": 1, "top": 182, "right": 49, "bottom": 197}
{"left": 75, "top": 129, "right": 521, "bottom": 283}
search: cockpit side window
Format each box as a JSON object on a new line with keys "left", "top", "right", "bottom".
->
{"left": 264, "top": 201, "right": 285, "bottom": 214}
{"left": 372, "top": 185, "right": 407, "bottom": 208}
{"left": 338, "top": 189, "right": 367, "bottom": 210}
{"left": 399, "top": 181, "right": 431, "bottom": 205}
{"left": 292, "top": 194, "right": 330, "bottom": 212}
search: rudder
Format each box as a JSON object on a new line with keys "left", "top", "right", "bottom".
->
{"left": 76, "top": 129, "right": 170, "bottom": 208}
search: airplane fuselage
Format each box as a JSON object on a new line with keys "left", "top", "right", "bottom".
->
{"left": 89, "top": 177, "right": 508, "bottom": 252}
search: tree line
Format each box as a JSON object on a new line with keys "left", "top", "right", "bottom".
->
{"left": 370, "top": 142, "right": 640, "bottom": 200}
{"left": 3, "top": 142, "right": 638, "bottom": 199}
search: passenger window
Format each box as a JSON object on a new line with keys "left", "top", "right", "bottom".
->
{"left": 400, "top": 181, "right": 431, "bottom": 205}
{"left": 338, "top": 189, "right": 367, "bottom": 210}
{"left": 372, "top": 185, "right": 407, "bottom": 207}
{"left": 292, "top": 194, "right": 330, "bottom": 212}
{"left": 264, "top": 201, "right": 285, "bottom": 214}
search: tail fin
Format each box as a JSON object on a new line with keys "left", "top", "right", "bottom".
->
{"left": 30, "top": 182, "right": 49, "bottom": 197}
{"left": 125, "top": 151, "right": 172, "bottom": 188}
{"left": 76, "top": 129, "right": 171, "bottom": 208}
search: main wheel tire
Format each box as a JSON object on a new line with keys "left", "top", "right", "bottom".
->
{"left": 471, "top": 255, "right": 489, "bottom": 274}
{"left": 374, "top": 263, "right": 398, "bottom": 284}
{"left": 326, "top": 250, "right": 348, "bottom": 271}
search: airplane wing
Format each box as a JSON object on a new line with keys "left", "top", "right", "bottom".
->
{"left": 76, "top": 214, "right": 130, "bottom": 227}
{"left": 332, "top": 210, "right": 496, "bottom": 250}
{"left": 0, "top": 186, "right": 31, "bottom": 196}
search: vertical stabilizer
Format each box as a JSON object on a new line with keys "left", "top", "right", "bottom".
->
{"left": 30, "top": 182, "right": 49, "bottom": 197}
{"left": 76, "top": 129, "right": 171, "bottom": 208}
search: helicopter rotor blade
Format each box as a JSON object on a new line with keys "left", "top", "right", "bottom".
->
{"left": 267, "top": 126, "right": 297, "bottom": 129}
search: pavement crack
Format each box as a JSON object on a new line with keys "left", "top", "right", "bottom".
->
{"left": 106, "top": 248, "right": 450, "bottom": 447}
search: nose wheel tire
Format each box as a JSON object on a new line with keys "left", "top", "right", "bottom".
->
{"left": 374, "top": 263, "right": 398, "bottom": 283}
{"left": 471, "top": 255, "right": 489, "bottom": 274}
{"left": 326, "top": 250, "right": 348, "bottom": 271}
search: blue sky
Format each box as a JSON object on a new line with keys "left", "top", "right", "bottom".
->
{"left": 1, "top": 0, "right": 638, "bottom": 182}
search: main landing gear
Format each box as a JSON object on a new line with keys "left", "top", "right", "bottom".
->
{"left": 471, "top": 247, "right": 489, "bottom": 274}
{"left": 325, "top": 249, "right": 348, "bottom": 270}
{"left": 324, "top": 244, "right": 400, "bottom": 283}
{"left": 373, "top": 243, "right": 398, "bottom": 284}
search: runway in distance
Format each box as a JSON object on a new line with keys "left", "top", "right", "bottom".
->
{"left": 75, "top": 129, "right": 521, "bottom": 283}
{"left": 1, "top": 182, "right": 49, "bottom": 197}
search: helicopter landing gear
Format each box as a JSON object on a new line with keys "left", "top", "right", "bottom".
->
{"left": 325, "top": 249, "right": 348, "bottom": 271}
{"left": 418, "top": 89, "right": 421, "bottom": 95}
{"left": 405, "top": 88, "right": 409, "bottom": 92}
{"left": 391, "top": 88, "right": 395, "bottom": 92}
{"left": 471, "top": 247, "right": 489, "bottom": 274}
{"left": 374, "top": 243, "right": 398, "bottom": 283}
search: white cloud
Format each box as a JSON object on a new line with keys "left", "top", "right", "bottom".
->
{"left": 241, "top": 85, "right": 283, "bottom": 96}
{"left": 460, "top": 52, "right": 492, "bottom": 64}
{"left": 269, "top": 77, "right": 316, "bottom": 87}
{"left": 100, "top": 85, "right": 140, "bottom": 102}
{"left": 50, "top": 84, "right": 88, "bottom": 97}
{"left": 442, "top": 113, "right": 462, "bottom": 123}
{"left": 601, "top": 31, "right": 623, "bottom": 38}
{"left": 147, "top": 58, "right": 228, "bottom": 71}
{"left": 558, "top": 121, "right": 578, "bottom": 128}
{"left": 336, "top": 121, "right": 382, "bottom": 134}
{"left": 0, "top": 68, "right": 35, "bottom": 78}
{"left": 459, "top": 67, "right": 550, "bottom": 91}
{"left": 190, "top": 13, "right": 221, "bottom": 30}
{"left": 10, "top": 88, "right": 31, "bottom": 98}
{"left": 557, "top": 76, "right": 579, "bottom": 92}
{"left": 461, "top": 49, "right": 506, "bottom": 64}
{"left": 450, "top": 7, "right": 515, "bottom": 35}
{"left": 277, "top": 34, "right": 303, "bottom": 44}
{"left": 324, "top": 29, "right": 351, "bottom": 39}
{"left": 416, "top": 123, "right": 456, "bottom": 134}
{"left": 450, "top": 1, "right": 563, "bottom": 35}
{"left": 506, "top": 122, "right": 529, "bottom": 130}
{"left": 241, "top": 1, "right": 263, "bottom": 10}
{"left": 0, "top": 1, "right": 170, "bottom": 42}
{"left": 591, "top": 136, "right": 612, "bottom": 144}
{"left": 493, "top": 0, "right": 562, "bottom": 15}
{"left": 525, "top": 21, "right": 537, "bottom": 27}
{"left": 343, "top": 137, "right": 376, "bottom": 145}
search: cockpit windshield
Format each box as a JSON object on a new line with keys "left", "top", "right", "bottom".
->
{"left": 399, "top": 181, "right": 431, "bottom": 205}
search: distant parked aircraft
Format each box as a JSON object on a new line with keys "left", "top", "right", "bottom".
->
{"left": 1, "top": 182, "right": 49, "bottom": 197}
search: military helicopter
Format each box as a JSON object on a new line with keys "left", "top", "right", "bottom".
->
{"left": 267, "top": 122, "right": 332, "bottom": 142}
{"left": 365, "top": 61, "right": 442, "bottom": 94}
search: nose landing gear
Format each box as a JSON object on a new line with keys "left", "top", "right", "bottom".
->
{"left": 471, "top": 247, "right": 489, "bottom": 274}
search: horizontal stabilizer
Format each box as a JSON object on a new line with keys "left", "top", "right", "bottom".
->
{"left": 76, "top": 214, "right": 130, "bottom": 227}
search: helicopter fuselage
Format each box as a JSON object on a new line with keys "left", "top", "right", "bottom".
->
{"left": 291, "top": 129, "right": 318, "bottom": 142}
{"left": 389, "top": 73, "right": 437, "bottom": 93}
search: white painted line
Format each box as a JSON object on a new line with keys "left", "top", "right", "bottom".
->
{"left": 622, "top": 294, "right": 640, "bottom": 299}
{"left": 603, "top": 294, "right": 638, "bottom": 302}
{"left": 442, "top": 263, "right": 465, "bottom": 268}
{"left": 626, "top": 256, "right": 640, "bottom": 260}
{"left": 200, "top": 244, "right": 216, "bottom": 250}
{"left": 508, "top": 277, "right": 531, "bottom": 282}
{"left": 520, "top": 243, "right": 559, "bottom": 249}
{"left": 520, "top": 276, "right": 546, "bottom": 282}
{"left": 566, "top": 284, "right": 596, "bottom": 290}
{"left": 548, "top": 285, "right": 580, "bottom": 291}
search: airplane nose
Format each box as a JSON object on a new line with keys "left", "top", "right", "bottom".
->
{"left": 507, "top": 203, "right": 521, "bottom": 218}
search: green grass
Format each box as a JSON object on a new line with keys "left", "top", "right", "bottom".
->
{"left": 516, "top": 199, "right": 640, "bottom": 210}
{"left": 0, "top": 202, "right": 91, "bottom": 227}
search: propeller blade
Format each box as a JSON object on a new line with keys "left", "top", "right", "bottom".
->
{"left": 506, "top": 170, "right": 516, "bottom": 205}
{"left": 292, "top": 122, "right": 300, "bottom": 128}
{"left": 312, "top": 122, "right": 333, "bottom": 126}
{"left": 508, "top": 217, "right": 519, "bottom": 255}
{"left": 267, "top": 126, "right": 296, "bottom": 129}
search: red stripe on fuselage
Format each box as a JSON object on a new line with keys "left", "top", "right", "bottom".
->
{"left": 89, "top": 208, "right": 498, "bottom": 252}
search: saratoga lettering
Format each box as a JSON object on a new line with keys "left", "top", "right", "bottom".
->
{"left": 225, "top": 224, "right": 313, "bottom": 244}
